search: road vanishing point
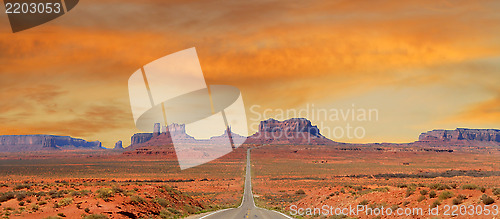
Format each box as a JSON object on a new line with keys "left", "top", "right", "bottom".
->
{"left": 200, "top": 148, "right": 293, "bottom": 219}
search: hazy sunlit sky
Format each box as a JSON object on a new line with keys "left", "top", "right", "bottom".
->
{"left": 1, "top": 0, "right": 499, "bottom": 147}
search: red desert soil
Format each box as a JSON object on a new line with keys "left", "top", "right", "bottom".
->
{"left": 251, "top": 144, "right": 500, "bottom": 218}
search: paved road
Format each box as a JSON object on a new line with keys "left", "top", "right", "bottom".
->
{"left": 201, "top": 148, "right": 293, "bottom": 219}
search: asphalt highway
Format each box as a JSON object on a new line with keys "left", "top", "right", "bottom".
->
{"left": 200, "top": 148, "right": 293, "bottom": 219}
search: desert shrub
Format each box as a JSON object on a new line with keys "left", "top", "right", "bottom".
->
{"left": 159, "top": 209, "right": 174, "bottom": 218}
{"left": 38, "top": 200, "right": 47, "bottom": 205}
{"left": 18, "top": 201, "right": 25, "bottom": 206}
{"left": 31, "top": 204, "right": 39, "bottom": 211}
{"left": 358, "top": 199, "right": 369, "bottom": 205}
{"left": 167, "top": 207, "right": 181, "bottom": 214}
{"left": 405, "top": 188, "right": 414, "bottom": 197}
{"left": 153, "top": 198, "right": 169, "bottom": 207}
{"left": 14, "top": 184, "right": 31, "bottom": 190}
{"left": 372, "top": 187, "right": 389, "bottom": 193}
{"left": 439, "top": 191, "right": 453, "bottom": 200}
{"left": 71, "top": 189, "right": 90, "bottom": 197}
{"left": 429, "top": 191, "right": 437, "bottom": 198}
{"left": 437, "top": 184, "right": 451, "bottom": 190}
{"left": 493, "top": 188, "right": 500, "bottom": 196}
{"left": 417, "top": 195, "right": 426, "bottom": 202}
{"left": 452, "top": 198, "right": 462, "bottom": 205}
{"left": 48, "top": 190, "right": 65, "bottom": 199}
{"left": 16, "top": 192, "right": 27, "bottom": 201}
{"left": 112, "top": 187, "right": 124, "bottom": 194}
{"left": 34, "top": 191, "right": 46, "bottom": 197}
{"left": 480, "top": 187, "right": 486, "bottom": 193}
{"left": 295, "top": 189, "right": 306, "bottom": 195}
{"left": 420, "top": 190, "right": 428, "bottom": 195}
{"left": 84, "top": 207, "right": 91, "bottom": 213}
{"left": 461, "top": 184, "right": 478, "bottom": 190}
{"left": 397, "top": 183, "right": 407, "bottom": 188}
{"left": 431, "top": 200, "right": 441, "bottom": 208}
{"left": 402, "top": 201, "right": 410, "bottom": 207}
{"left": 57, "top": 213, "right": 66, "bottom": 217}
{"left": 0, "top": 191, "right": 15, "bottom": 202}
{"left": 390, "top": 205, "right": 399, "bottom": 211}
{"left": 54, "top": 197, "right": 72, "bottom": 208}
{"left": 130, "top": 195, "right": 145, "bottom": 205}
{"left": 353, "top": 186, "right": 364, "bottom": 191}
{"left": 450, "top": 183, "right": 457, "bottom": 189}
{"left": 96, "top": 188, "right": 114, "bottom": 201}
{"left": 481, "top": 194, "right": 495, "bottom": 205}
{"left": 82, "top": 214, "right": 108, "bottom": 219}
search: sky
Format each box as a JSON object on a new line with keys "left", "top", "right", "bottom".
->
{"left": 0, "top": 0, "right": 499, "bottom": 147}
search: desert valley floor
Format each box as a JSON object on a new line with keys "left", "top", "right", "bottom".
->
{"left": 0, "top": 143, "right": 498, "bottom": 219}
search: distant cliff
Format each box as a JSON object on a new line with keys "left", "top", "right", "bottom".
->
{"left": 0, "top": 135, "right": 103, "bottom": 152}
{"left": 419, "top": 128, "right": 500, "bottom": 142}
{"left": 246, "top": 118, "right": 334, "bottom": 145}
{"left": 128, "top": 124, "right": 197, "bottom": 149}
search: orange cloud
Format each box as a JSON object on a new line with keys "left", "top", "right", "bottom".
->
{"left": 0, "top": 0, "right": 499, "bottom": 145}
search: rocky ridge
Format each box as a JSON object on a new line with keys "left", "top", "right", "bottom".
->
{"left": 0, "top": 135, "right": 103, "bottom": 152}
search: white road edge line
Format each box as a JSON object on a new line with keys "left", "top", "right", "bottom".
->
{"left": 271, "top": 209, "right": 295, "bottom": 219}
{"left": 199, "top": 208, "right": 233, "bottom": 219}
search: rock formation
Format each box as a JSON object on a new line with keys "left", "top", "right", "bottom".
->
{"left": 131, "top": 133, "right": 153, "bottom": 145}
{"left": 419, "top": 128, "right": 500, "bottom": 142}
{"left": 0, "top": 135, "right": 103, "bottom": 152}
{"left": 128, "top": 123, "right": 196, "bottom": 149}
{"left": 246, "top": 118, "right": 334, "bottom": 145}
{"left": 114, "top": 140, "right": 123, "bottom": 149}
{"left": 153, "top": 123, "right": 161, "bottom": 137}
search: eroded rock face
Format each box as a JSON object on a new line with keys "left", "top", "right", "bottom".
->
{"left": 247, "top": 118, "right": 334, "bottom": 145}
{"left": 114, "top": 140, "right": 123, "bottom": 149}
{"left": 0, "top": 135, "right": 103, "bottom": 152}
{"left": 419, "top": 128, "right": 500, "bottom": 142}
{"left": 153, "top": 123, "right": 161, "bottom": 137}
{"left": 258, "top": 118, "right": 322, "bottom": 137}
{"left": 130, "top": 133, "right": 153, "bottom": 145}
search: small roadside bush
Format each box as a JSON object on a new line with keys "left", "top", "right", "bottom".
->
{"left": 493, "top": 188, "right": 500, "bottom": 196}
{"left": 153, "top": 198, "right": 169, "bottom": 207}
{"left": 130, "top": 195, "right": 145, "bottom": 205}
{"left": 54, "top": 197, "right": 72, "bottom": 208}
{"left": 420, "top": 190, "right": 428, "bottom": 195}
{"left": 429, "top": 191, "right": 437, "bottom": 198}
{"left": 14, "top": 184, "right": 31, "bottom": 190}
{"left": 417, "top": 195, "right": 426, "bottom": 202}
{"left": 358, "top": 200, "right": 369, "bottom": 205}
{"left": 431, "top": 200, "right": 441, "bottom": 208}
{"left": 295, "top": 189, "right": 306, "bottom": 195}
{"left": 0, "top": 192, "right": 15, "bottom": 202}
{"left": 461, "top": 184, "right": 478, "bottom": 190}
{"left": 439, "top": 191, "right": 453, "bottom": 200}
{"left": 96, "top": 188, "right": 114, "bottom": 200}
